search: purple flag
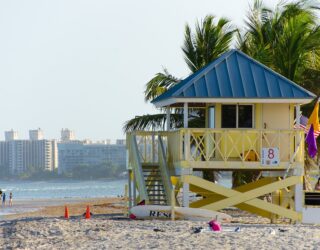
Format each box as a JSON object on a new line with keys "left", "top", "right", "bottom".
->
{"left": 306, "top": 124, "right": 318, "bottom": 158}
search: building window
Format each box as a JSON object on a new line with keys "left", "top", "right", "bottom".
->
{"left": 221, "top": 105, "right": 237, "bottom": 128}
{"left": 221, "top": 105, "right": 253, "bottom": 128}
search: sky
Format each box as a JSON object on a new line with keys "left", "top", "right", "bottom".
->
{"left": 0, "top": 0, "right": 283, "bottom": 141}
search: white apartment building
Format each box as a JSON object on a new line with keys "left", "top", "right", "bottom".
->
{"left": 61, "top": 128, "right": 75, "bottom": 142}
{"left": 0, "top": 130, "right": 58, "bottom": 175}
{"left": 29, "top": 128, "right": 44, "bottom": 140}
{"left": 5, "top": 130, "right": 19, "bottom": 141}
{"left": 116, "top": 139, "right": 126, "bottom": 145}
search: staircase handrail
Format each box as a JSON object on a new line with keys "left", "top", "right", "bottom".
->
{"left": 158, "top": 135, "right": 173, "bottom": 205}
{"left": 130, "top": 134, "right": 149, "bottom": 203}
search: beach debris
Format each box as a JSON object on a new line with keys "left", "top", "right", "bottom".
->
{"left": 85, "top": 206, "right": 91, "bottom": 219}
{"left": 208, "top": 219, "right": 221, "bottom": 232}
{"left": 234, "top": 227, "right": 241, "bottom": 232}
{"left": 64, "top": 206, "right": 69, "bottom": 219}
{"left": 153, "top": 228, "right": 165, "bottom": 232}
{"left": 192, "top": 227, "right": 203, "bottom": 234}
{"left": 268, "top": 228, "right": 276, "bottom": 235}
{"left": 129, "top": 213, "right": 137, "bottom": 219}
{"left": 202, "top": 227, "right": 241, "bottom": 233}
{"left": 137, "top": 200, "right": 145, "bottom": 206}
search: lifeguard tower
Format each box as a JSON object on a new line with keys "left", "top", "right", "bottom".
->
{"left": 126, "top": 49, "right": 319, "bottom": 223}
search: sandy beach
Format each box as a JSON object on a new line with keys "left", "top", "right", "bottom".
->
{"left": 0, "top": 198, "right": 319, "bottom": 249}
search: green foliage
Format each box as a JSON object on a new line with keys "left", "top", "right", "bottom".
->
{"left": 64, "top": 162, "right": 126, "bottom": 180}
{"left": 183, "top": 15, "right": 235, "bottom": 72}
{"left": 238, "top": 0, "right": 320, "bottom": 82}
{"left": 232, "top": 171, "right": 261, "bottom": 188}
{"left": 8, "top": 163, "right": 126, "bottom": 180}
{"left": 144, "top": 69, "right": 180, "bottom": 102}
{"left": 123, "top": 113, "right": 182, "bottom": 132}
{"left": 124, "top": 15, "right": 234, "bottom": 132}
{"left": 235, "top": 0, "right": 320, "bottom": 187}
{"left": 18, "top": 168, "right": 60, "bottom": 180}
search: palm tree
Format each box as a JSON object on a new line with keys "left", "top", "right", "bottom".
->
{"left": 238, "top": 0, "right": 320, "bottom": 82}
{"left": 124, "top": 15, "right": 235, "bottom": 132}
{"left": 236, "top": 0, "right": 320, "bottom": 187}
{"left": 124, "top": 15, "right": 235, "bottom": 183}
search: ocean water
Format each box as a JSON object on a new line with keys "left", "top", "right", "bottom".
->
{"left": 0, "top": 177, "right": 232, "bottom": 216}
{"left": 0, "top": 176, "right": 231, "bottom": 201}
{"left": 0, "top": 179, "right": 127, "bottom": 200}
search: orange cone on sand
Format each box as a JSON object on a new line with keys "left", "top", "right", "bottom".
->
{"left": 85, "top": 205, "right": 91, "bottom": 219}
{"left": 64, "top": 206, "right": 69, "bottom": 219}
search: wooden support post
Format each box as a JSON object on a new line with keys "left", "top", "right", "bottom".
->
{"left": 152, "top": 134, "right": 155, "bottom": 163}
{"left": 183, "top": 183, "right": 190, "bottom": 207}
{"left": 295, "top": 104, "right": 302, "bottom": 163}
{"left": 124, "top": 184, "right": 129, "bottom": 217}
{"left": 182, "top": 169, "right": 191, "bottom": 207}
{"left": 171, "top": 185, "right": 175, "bottom": 221}
{"left": 185, "top": 130, "right": 191, "bottom": 161}
{"left": 128, "top": 170, "right": 132, "bottom": 208}
{"left": 295, "top": 181, "right": 303, "bottom": 212}
{"left": 183, "top": 103, "right": 188, "bottom": 128}
{"left": 295, "top": 104, "right": 300, "bottom": 127}
{"left": 182, "top": 104, "right": 190, "bottom": 207}
{"left": 133, "top": 170, "right": 137, "bottom": 206}
{"left": 166, "top": 107, "right": 171, "bottom": 131}
{"left": 295, "top": 104, "right": 300, "bottom": 150}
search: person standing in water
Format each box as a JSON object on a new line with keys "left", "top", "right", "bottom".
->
{"left": 9, "top": 192, "right": 12, "bottom": 207}
{"left": 2, "top": 192, "right": 6, "bottom": 207}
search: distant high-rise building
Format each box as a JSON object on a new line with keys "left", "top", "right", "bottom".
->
{"left": 61, "top": 129, "right": 75, "bottom": 142}
{"left": 116, "top": 139, "right": 125, "bottom": 145}
{"left": 0, "top": 141, "right": 10, "bottom": 173}
{"left": 96, "top": 139, "right": 111, "bottom": 145}
{"left": 58, "top": 141, "right": 126, "bottom": 174}
{"left": 29, "top": 128, "right": 44, "bottom": 140}
{"left": 5, "top": 130, "right": 18, "bottom": 141}
{"left": 0, "top": 130, "right": 58, "bottom": 175}
{"left": 7, "top": 139, "right": 58, "bottom": 175}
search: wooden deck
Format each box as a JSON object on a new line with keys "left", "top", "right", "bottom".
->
{"left": 127, "top": 128, "right": 304, "bottom": 171}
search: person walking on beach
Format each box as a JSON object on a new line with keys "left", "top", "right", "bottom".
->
{"left": 9, "top": 192, "right": 12, "bottom": 207}
{"left": 2, "top": 192, "right": 6, "bottom": 207}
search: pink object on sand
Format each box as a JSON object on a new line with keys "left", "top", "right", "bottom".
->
{"left": 208, "top": 220, "right": 221, "bottom": 231}
{"left": 129, "top": 213, "right": 137, "bottom": 219}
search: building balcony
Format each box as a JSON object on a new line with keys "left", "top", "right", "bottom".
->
{"left": 127, "top": 128, "right": 304, "bottom": 171}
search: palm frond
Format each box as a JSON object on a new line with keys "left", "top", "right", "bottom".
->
{"left": 239, "top": 0, "right": 320, "bottom": 81}
{"left": 144, "top": 68, "right": 180, "bottom": 102}
{"left": 123, "top": 113, "right": 183, "bottom": 132}
{"left": 182, "top": 15, "right": 235, "bottom": 73}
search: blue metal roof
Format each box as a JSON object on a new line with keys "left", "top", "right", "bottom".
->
{"left": 152, "top": 49, "right": 316, "bottom": 105}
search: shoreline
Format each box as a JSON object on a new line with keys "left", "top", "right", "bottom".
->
{"left": 0, "top": 177, "right": 127, "bottom": 182}
{"left": 2, "top": 197, "right": 125, "bottom": 219}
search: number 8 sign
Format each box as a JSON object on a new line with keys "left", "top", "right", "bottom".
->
{"left": 261, "top": 148, "right": 279, "bottom": 166}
